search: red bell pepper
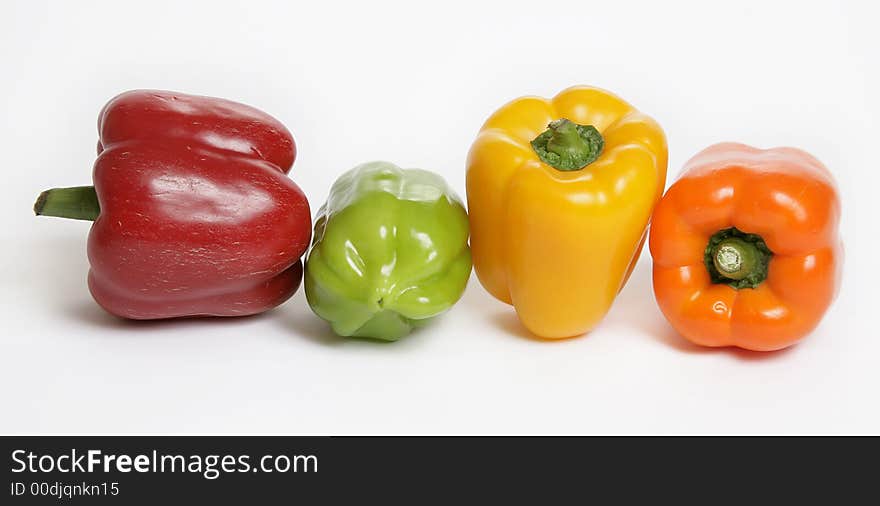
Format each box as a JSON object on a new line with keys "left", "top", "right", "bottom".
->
{"left": 34, "top": 90, "right": 311, "bottom": 319}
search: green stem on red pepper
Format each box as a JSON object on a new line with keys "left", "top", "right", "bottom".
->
{"left": 34, "top": 186, "right": 100, "bottom": 221}
{"left": 530, "top": 118, "right": 604, "bottom": 171}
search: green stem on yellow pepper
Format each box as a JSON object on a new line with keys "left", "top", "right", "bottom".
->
{"left": 530, "top": 119, "right": 604, "bottom": 171}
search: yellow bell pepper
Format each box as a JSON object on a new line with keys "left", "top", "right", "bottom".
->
{"left": 466, "top": 86, "right": 667, "bottom": 338}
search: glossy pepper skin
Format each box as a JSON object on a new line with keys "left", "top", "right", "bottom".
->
{"left": 649, "top": 143, "right": 842, "bottom": 351}
{"left": 35, "top": 90, "right": 311, "bottom": 319}
{"left": 304, "top": 162, "right": 472, "bottom": 341}
{"left": 466, "top": 86, "right": 667, "bottom": 338}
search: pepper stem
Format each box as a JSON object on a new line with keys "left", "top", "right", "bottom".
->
{"left": 712, "top": 238, "right": 759, "bottom": 280}
{"left": 530, "top": 119, "right": 604, "bottom": 171}
{"left": 704, "top": 228, "right": 773, "bottom": 289}
{"left": 34, "top": 186, "right": 100, "bottom": 221}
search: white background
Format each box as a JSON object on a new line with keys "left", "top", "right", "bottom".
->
{"left": 2, "top": 0, "right": 877, "bottom": 434}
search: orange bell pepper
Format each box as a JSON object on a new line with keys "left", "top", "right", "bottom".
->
{"left": 649, "top": 143, "right": 842, "bottom": 351}
{"left": 466, "top": 86, "right": 667, "bottom": 338}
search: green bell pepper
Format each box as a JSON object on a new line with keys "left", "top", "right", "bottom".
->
{"left": 304, "top": 161, "right": 472, "bottom": 341}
